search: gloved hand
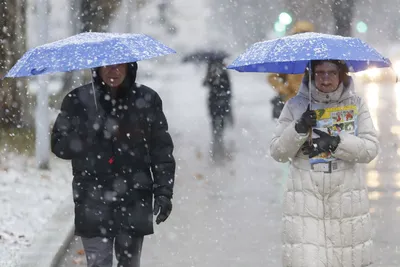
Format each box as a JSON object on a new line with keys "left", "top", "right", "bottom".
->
{"left": 302, "top": 129, "right": 341, "bottom": 158}
{"left": 295, "top": 104, "right": 317, "bottom": 134}
{"left": 153, "top": 196, "right": 172, "bottom": 224}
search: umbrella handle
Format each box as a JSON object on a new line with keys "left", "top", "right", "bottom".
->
{"left": 91, "top": 76, "right": 98, "bottom": 111}
{"left": 308, "top": 62, "right": 313, "bottom": 146}
{"left": 308, "top": 127, "right": 313, "bottom": 146}
{"left": 308, "top": 62, "right": 312, "bottom": 109}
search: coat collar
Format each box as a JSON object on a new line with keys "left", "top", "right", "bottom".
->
{"left": 298, "top": 77, "right": 355, "bottom": 104}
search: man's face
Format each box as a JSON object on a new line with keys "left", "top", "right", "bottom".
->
{"left": 99, "top": 63, "right": 128, "bottom": 88}
{"left": 314, "top": 62, "right": 340, "bottom": 93}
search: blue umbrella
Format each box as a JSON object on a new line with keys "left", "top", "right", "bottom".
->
{"left": 5, "top": 32, "right": 176, "bottom": 78}
{"left": 227, "top": 32, "right": 391, "bottom": 73}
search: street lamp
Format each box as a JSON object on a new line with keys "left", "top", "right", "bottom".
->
{"left": 274, "top": 21, "right": 286, "bottom": 33}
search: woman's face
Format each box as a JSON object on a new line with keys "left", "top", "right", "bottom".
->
{"left": 314, "top": 62, "right": 340, "bottom": 93}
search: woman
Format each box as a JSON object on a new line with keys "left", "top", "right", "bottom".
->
{"left": 270, "top": 60, "right": 379, "bottom": 267}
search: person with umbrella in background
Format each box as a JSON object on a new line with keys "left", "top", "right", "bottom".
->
{"left": 267, "top": 21, "right": 315, "bottom": 119}
{"left": 1, "top": 32, "right": 178, "bottom": 267}
{"left": 202, "top": 57, "right": 233, "bottom": 161}
{"left": 183, "top": 50, "right": 233, "bottom": 161}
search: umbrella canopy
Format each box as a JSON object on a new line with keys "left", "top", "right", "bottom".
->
{"left": 5, "top": 32, "right": 176, "bottom": 78}
{"left": 227, "top": 32, "right": 391, "bottom": 73}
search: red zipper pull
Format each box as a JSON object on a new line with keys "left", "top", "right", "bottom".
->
{"left": 108, "top": 156, "right": 115, "bottom": 164}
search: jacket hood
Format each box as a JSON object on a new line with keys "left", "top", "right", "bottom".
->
{"left": 90, "top": 62, "right": 138, "bottom": 112}
{"left": 92, "top": 62, "right": 138, "bottom": 91}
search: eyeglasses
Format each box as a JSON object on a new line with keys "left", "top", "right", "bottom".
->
{"left": 315, "top": 71, "right": 338, "bottom": 79}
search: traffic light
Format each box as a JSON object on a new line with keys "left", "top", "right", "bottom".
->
{"left": 279, "top": 12, "right": 292, "bottom": 26}
{"left": 356, "top": 21, "right": 368, "bottom": 33}
{"left": 273, "top": 12, "right": 292, "bottom": 36}
{"left": 274, "top": 21, "right": 286, "bottom": 33}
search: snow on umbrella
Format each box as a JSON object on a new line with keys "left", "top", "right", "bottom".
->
{"left": 4, "top": 32, "right": 176, "bottom": 78}
{"left": 227, "top": 32, "right": 391, "bottom": 73}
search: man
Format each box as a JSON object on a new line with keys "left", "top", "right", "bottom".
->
{"left": 202, "top": 58, "right": 233, "bottom": 161}
{"left": 51, "top": 62, "right": 175, "bottom": 267}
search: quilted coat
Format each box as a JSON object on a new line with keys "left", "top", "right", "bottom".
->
{"left": 270, "top": 77, "right": 379, "bottom": 267}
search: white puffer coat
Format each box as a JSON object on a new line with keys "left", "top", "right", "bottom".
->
{"left": 270, "top": 78, "right": 379, "bottom": 267}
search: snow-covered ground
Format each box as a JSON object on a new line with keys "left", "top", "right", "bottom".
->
{"left": 132, "top": 63, "right": 283, "bottom": 267}
{"left": 0, "top": 154, "right": 72, "bottom": 266}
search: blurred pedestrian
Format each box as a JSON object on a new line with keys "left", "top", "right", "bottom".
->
{"left": 202, "top": 58, "right": 233, "bottom": 161}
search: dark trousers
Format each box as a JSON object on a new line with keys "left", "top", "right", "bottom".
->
{"left": 211, "top": 114, "right": 225, "bottom": 159}
{"left": 81, "top": 235, "right": 144, "bottom": 267}
{"left": 209, "top": 100, "right": 233, "bottom": 160}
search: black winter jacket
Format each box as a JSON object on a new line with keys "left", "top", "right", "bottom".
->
{"left": 51, "top": 73, "right": 175, "bottom": 237}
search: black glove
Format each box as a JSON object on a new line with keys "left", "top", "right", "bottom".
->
{"left": 295, "top": 104, "right": 317, "bottom": 134}
{"left": 303, "top": 129, "right": 341, "bottom": 158}
{"left": 153, "top": 196, "right": 172, "bottom": 224}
